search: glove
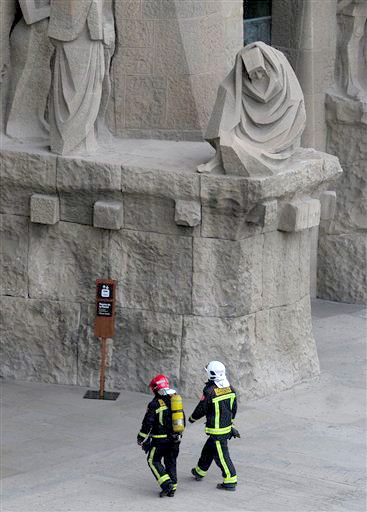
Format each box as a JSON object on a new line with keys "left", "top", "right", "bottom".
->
{"left": 231, "top": 427, "right": 241, "bottom": 439}
{"left": 141, "top": 439, "right": 151, "bottom": 454}
{"left": 137, "top": 435, "right": 143, "bottom": 446}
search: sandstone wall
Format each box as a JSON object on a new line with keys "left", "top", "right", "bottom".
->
{"left": 317, "top": 95, "right": 367, "bottom": 304}
{"left": 0, "top": 143, "right": 341, "bottom": 397}
{"left": 108, "top": 0, "right": 243, "bottom": 140}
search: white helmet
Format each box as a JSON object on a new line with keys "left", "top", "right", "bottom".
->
{"left": 205, "top": 361, "right": 230, "bottom": 388}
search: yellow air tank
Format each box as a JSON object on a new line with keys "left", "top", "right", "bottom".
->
{"left": 171, "top": 393, "right": 185, "bottom": 433}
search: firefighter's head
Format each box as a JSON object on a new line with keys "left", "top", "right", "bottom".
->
{"left": 149, "top": 374, "right": 170, "bottom": 395}
{"left": 205, "top": 361, "right": 230, "bottom": 388}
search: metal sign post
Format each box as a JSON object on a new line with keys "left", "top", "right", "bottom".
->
{"left": 83, "top": 279, "right": 120, "bottom": 401}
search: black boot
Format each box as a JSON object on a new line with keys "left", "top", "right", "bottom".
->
{"left": 216, "top": 483, "right": 236, "bottom": 491}
{"left": 159, "top": 483, "right": 174, "bottom": 498}
{"left": 191, "top": 468, "right": 203, "bottom": 481}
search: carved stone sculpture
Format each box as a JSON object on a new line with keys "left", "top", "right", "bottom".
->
{"left": 6, "top": 0, "right": 53, "bottom": 141}
{"left": 337, "top": 0, "right": 367, "bottom": 102}
{"left": 197, "top": 42, "right": 306, "bottom": 177}
{"left": 48, "top": 0, "right": 115, "bottom": 155}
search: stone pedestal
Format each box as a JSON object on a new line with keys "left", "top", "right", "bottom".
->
{"left": 0, "top": 138, "right": 341, "bottom": 397}
{"left": 317, "top": 93, "right": 367, "bottom": 304}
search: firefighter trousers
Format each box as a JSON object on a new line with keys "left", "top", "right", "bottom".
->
{"left": 147, "top": 441, "right": 180, "bottom": 491}
{"left": 195, "top": 437, "right": 237, "bottom": 486}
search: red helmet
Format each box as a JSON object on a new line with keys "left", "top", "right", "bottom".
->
{"left": 149, "top": 374, "right": 170, "bottom": 393}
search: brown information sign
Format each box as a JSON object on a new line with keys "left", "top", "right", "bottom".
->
{"left": 94, "top": 279, "right": 116, "bottom": 338}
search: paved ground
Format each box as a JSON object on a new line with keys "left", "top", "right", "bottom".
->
{"left": 1, "top": 299, "right": 366, "bottom": 512}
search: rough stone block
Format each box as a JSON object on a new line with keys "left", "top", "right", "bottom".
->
{"left": 166, "top": 76, "right": 201, "bottom": 130}
{"left": 124, "top": 195, "right": 197, "bottom": 236}
{"left": 180, "top": 313, "right": 256, "bottom": 398}
{"left": 320, "top": 191, "right": 337, "bottom": 221}
{"left": 254, "top": 295, "right": 320, "bottom": 396}
{"left": 0, "top": 214, "right": 29, "bottom": 297}
{"left": 119, "top": 47, "right": 154, "bottom": 75}
{"left": 119, "top": 19, "right": 154, "bottom": 48}
{"left": 0, "top": 150, "right": 56, "bottom": 215}
{"left": 263, "top": 230, "right": 311, "bottom": 308}
{"left": 246, "top": 200, "right": 278, "bottom": 230}
{"left": 109, "top": 229, "right": 192, "bottom": 314}
{"left": 28, "top": 222, "right": 108, "bottom": 302}
{"left": 180, "top": 295, "right": 319, "bottom": 399}
{"left": 125, "top": 76, "right": 167, "bottom": 129}
{"left": 78, "top": 307, "right": 183, "bottom": 393}
{"left": 174, "top": 200, "right": 201, "bottom": 227}
{"left": 30, "top": 194, "right": 59, "bottom": 225}
{"left": 121, "top": 166, "right": 200, "bottom": 201}
{"left": 317, "top": 233, "right": 367, "bottom": 304}
{"left": 57, "top": 157, "right": 122, "bottom": 225}
{"left": 278, "top": 198, "right": 321, "bottom": 232}
{"left": 192, "top": 235, "right": 263, "bottom": 317}
{"left": 201, "top": 207, "right": 262, "bottom": 240}
{"left": 93, "top": 201, "right": 123, "bottom": 231}
{"left": 0, "top": 296, "right": 80, "bottom": 384}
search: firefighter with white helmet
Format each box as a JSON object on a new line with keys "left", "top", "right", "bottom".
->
{"left": 137, "top": 374, "right": 185, "bottom": 498}
{"left": 189, "top": 361, "right": 240, "bottom": 491}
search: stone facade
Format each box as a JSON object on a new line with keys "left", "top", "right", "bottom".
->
{"left": 0, "top": 141, "right": 341, "bottom": 397}
{"left": 108, "top": 0, "right": 243, "bottom": 141}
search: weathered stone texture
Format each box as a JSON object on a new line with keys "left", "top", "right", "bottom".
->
{"left": 278, "top": 198, "right": 321, "bottom": 232}
{"left": 93, "top": 201, "right": 123, "bottom": 231}
{"left": 57, "top": 157, "right": 122, "bottom": 225}
{"left": 78, "top": 305, "right": 183, "bottom": 393}
{"left": 0, "top": 151, "right": 56, "bottom": 216}
{"left": 109, "top": 229, "right": 192, "bottom": 314}
{"left": 193, "top": 235, "right": 263, "bottom": 317}
{"left": 0, "top": 296, "right": 80, "bottom": 384}
{"left": 272, "top": 0, "right": 337, "bottom": 151}
{"left": 121, "top": 166, "right": 200, "bottom": 201}
{"left": 30, "top": 194, "right": 60, "bottom": 225}
{"left": 110, "top": 0, "right": 243, "bottom": 139}
{"left": 180, "top": 313, "right": 256, "bottom": 398}
{"left": 263, "top": 230, "right": 311, "bottom": 309}
{"left": 124, "top": 195, "right": 197, "bottom": 236}
{"left": 28, "top": 222, "right": 108, "bottom": 302}
{"left": 318, "top": 233, "right": 367, "bottom": 304}
{"left": 180, "top": 295, "right": 318, "bottom": 399}
{"left": 0, "top": 214, "right": 29, "bottom": 298}
{"left": 253, "top": 295, "right": 319, "bottom": 397}
{"left": 174, "top": 200, "right": 201, "bottom": 227}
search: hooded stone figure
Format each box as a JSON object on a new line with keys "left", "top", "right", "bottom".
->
{"left": 198, "top": 42, "right": 306, "bottom": 177}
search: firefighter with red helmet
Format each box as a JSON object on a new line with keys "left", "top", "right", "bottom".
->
{"left": 189, "top": 361, "right": 240, "bottom": 491}
{"left": 137, "top": 374, "right": 185, "bottom": 498}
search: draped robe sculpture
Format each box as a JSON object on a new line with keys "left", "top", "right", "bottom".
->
{"left": 48, "top": 0, "right": 115, "bottom": 155}
{"left": 6, "top": 0, "right": 53, "bottom": 141}
{"left": 198, "top": 42, "right": 306, "bottom": 177}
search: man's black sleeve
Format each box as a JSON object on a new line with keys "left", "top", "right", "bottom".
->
{"left": 137, "top": 401, "right": 155, "bottom": 443}
{"left": 232, "top": 394, "right": 237, "bottom": 420}
{"left": 189, "top": 390, "right": 210, "bottom": 423}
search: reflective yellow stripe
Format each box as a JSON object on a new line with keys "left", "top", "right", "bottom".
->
{"left": 172, "top": 483, "right": 177, "bottom": 490}
{"left": 214, "top": 399, "right": 220, "bottom": 429}
{"left": 195, "top": 466, "right": 207, "bottom": 477}
{"left": 151, "top": 434, "right": 167, "bottom": 438}
{"left": 224, "top": 475, "right": 238, "bottom": 484}
{"left": 138, "top": 431, "right": 148, "bottom": 438}
{"left": 158, "top": 474, "right": 170, "bottom": 485}
{"left": 148, "top": 447, "right": 160, "bottom": 481}
{"left": 155, "top": 405, "right": 168, "bottom": 426}
{"left": 205, "top": 425, "right": 232, "bottom": 435}
{"left": 212, "top": 393, "right": 236, "bottom": 403}
{"left": 215, "top": 441, "right": 231, "bottom": 480}
{"left": 230, "top": 395, "right": 235, "bottom": 410}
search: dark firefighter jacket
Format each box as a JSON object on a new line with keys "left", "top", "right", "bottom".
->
{"left": 137, "top": 394, "right": 181, "bottom": 444}
{"left": 189, "top": 381, "right": 237, "bottom": 440}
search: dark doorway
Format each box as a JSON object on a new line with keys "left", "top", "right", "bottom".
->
{"left": 243, "top": 0, "right": 272, "bottom": 46}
